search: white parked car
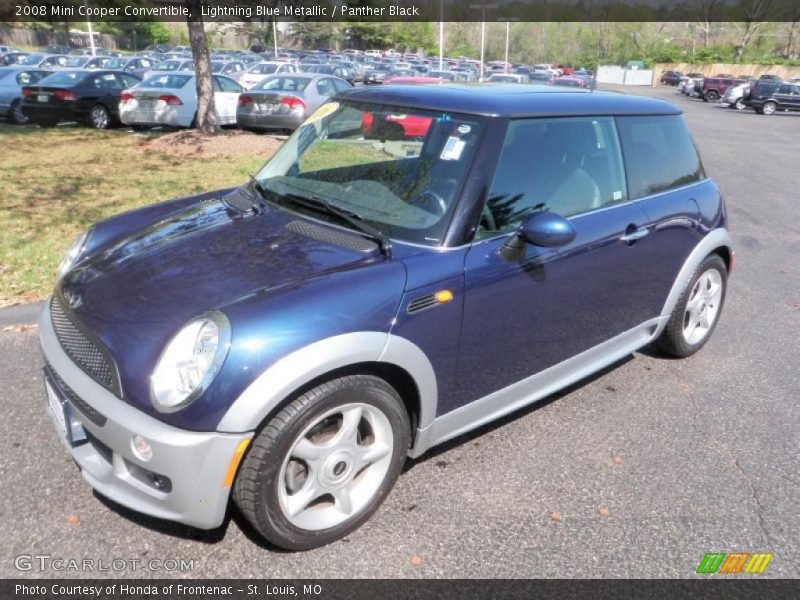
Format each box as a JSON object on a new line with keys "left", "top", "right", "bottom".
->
{"left": 119, "top": 72, "right": 242, "bottom": 129}
{"left": 240, "top": 61, "right": 297, "bottom": 89}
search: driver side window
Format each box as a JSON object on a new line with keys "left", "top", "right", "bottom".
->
{"left": 478, "top": 116, "right": 627, "bottom": 238}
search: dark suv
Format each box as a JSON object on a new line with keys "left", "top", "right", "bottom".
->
{"left": 660, "top": 70, "right": 685, "bottom": 85}
{"left": 748, "top": 81, "right": 800, "bottom": 115}
{"left": 40, "top": 85, "right": 733, "bottom": 550}
{"left": 700, "top": 76, "right": 748, "bottom": 102}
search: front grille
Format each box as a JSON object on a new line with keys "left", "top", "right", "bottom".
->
{"left": 50, "top": 297, "right": 121, "bottom": 396}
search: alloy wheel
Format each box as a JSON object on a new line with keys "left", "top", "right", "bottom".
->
{"left": 682, "top": 269, "right": 723, "bottom": 345}
{"left": 277, "top": 402, "right": 394, "bottom": 531}
{"left": 91, "top": 106, "right": 109, "bottom": 129}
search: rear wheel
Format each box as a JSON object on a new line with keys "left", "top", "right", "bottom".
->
{"left": 704, "top": 90, "right": 719, "bottom": 102}
{"left": 89, "top": 104, "right": 111, "bottom": 129}
{"left": 657, "top": 254, "right": 727, "bottom": 358}
{"left": 233, "top": 375, "right": 410, "bottom": 550}
{"left": 9, "top": 100, "right": 28, "bottom": 125}
{"left": 733, "top": 98, "right": 747, "bottom": 110}
{"left": 762, "top": 101, "right": 777, "bottom": 115}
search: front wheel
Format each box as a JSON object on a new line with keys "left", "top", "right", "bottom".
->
{"left": 733, "top": 98, "right": 747, "bottom": 110}
{"left": 704, "top": 90, "right": 719, "bottom": 102}
{"left": 233, "top": 375, "right": 410, "bottom": 550}
{"left": 762, "top": 101, "right": 777, "bottom": 115}
{"left": 657, "top": 254, "right": 727, "bottom": 358}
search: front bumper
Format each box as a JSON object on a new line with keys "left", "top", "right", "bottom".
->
{"left": 39, "top": 302, "right": 251, "bottom": 530}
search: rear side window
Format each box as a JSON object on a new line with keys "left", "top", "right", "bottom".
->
{"left": 616, "top": 115, "right": 705, "bottom": 199}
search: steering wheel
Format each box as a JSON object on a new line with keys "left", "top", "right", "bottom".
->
{"left": 409, "top": 189, "right": 447, "bottom": 217}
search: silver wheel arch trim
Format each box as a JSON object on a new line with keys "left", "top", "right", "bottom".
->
{"left": 216, "top": 332, "right": 438, "bottom": 434}
{"left": 654, "top": 227, "right": 733, "bottom": 337}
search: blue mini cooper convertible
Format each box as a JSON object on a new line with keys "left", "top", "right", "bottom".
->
{"left": 40, "top": 84, "right": 733, "bottom": 549}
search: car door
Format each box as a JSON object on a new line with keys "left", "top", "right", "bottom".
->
{"left": 455, "top": 116, "right": 659, "bottom": 407}
{"left": 77, "top": 73, "right": 119, "bottom": 118}
{"left": 212, "top": 75, "right": 242, "bottom": 123}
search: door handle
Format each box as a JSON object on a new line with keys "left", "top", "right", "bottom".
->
{"left": 620, "top": 226, "right": 650, "bottom": 243}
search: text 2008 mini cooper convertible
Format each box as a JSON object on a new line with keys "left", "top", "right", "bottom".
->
{"left": 41, "top": 85, "right": 733, "bottom": 550}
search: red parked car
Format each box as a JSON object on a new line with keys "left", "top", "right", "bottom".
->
{"left": 361, "top": 111, "right": 433, "bottom": 140}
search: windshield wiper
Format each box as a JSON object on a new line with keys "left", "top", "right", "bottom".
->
{"left": 279, "top": 191, "right": 392, "bottom": 256}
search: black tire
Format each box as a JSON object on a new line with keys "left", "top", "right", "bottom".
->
{"left": 704, "top": 90, "right": 719, "bottom": 102}
{"left": 657, "top": 254, "right": 727, "bottom": 358}
{"left": 88, "top": 104, "right": 112, "bottom": 129}
{"left": 9, "top": 100, "right": 28, "bottom": 125}
{"left": 233, "top": 374, "right": 410, "bottom": 550}
{"left": 733, "top": 98, "right": 746, "bottom": 110}
{"left": 762, "top": 101, "right": 777, "bottom": 116}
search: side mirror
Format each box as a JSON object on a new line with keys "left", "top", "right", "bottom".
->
{"left": 517, "top": 211, "right": 576, "bottom": 247}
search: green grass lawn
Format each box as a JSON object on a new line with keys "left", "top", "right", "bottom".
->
{"left": 0, "top": 124, "right": 265, "bottom": 306}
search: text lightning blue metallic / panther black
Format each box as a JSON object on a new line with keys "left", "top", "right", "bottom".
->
{"left": 40, "top": 84, "right": 733, "bottom": 550}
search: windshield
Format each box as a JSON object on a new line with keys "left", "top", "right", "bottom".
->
{"left": 250, "top": 63, "right": 278, "bottom": 74}
{"left": 254, "top": 101, "right": 484, "bottom": 246}
{"left": 155, "top": 60, "right": 180, "bottom": 71}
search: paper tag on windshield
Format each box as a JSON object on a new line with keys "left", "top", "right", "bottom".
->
{"left": 440, "top": 136, "right": 466, "bottom": 161}
{"left": 303, "top": 102, "right": 339, "bottom": 126}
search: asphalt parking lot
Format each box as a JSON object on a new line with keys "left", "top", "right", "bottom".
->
{"left": 0, "top": 83, "right": 798, "bottom": 579}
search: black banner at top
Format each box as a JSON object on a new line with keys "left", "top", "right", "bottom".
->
{"left": 2, "top": 0, "right": 800, "bottom": 23}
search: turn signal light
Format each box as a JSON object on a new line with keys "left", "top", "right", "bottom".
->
{"left": 435, "top": 289, "right": 454, "bottom": 304}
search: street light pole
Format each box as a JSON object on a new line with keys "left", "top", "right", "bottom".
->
{"left": 439, "top": 0, "right": 444, "bottom": 71}
{"left": 470, "top": 3, "right": 497, "bottom": 81}
{"left": 272, "top": 19, "right": 278, "bottom": 58}
{"left": 84, "top": 1, "right": 95, "bottom": 56}
{"left": 479, "top": 11, "right": 485, "bottom": 80}
{"left": 504, "top": 21, "right": 509, "bottom": 72}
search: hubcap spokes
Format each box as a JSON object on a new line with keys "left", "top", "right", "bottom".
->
{"left": 92, "top": 108, "right": 107, "bottom": 128}
{"left": 683, "top": 269, "right": 723, "bottom": 345}
{"left": 278, "top": 403, "right": 393, "bottom": 531}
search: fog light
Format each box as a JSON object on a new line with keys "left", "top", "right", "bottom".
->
{"left": 131, "top": 435, "right": 153, "bottom": 462}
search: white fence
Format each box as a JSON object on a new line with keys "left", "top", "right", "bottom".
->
{"left": 596, "top": 65, "right": 654, "bottom": 86}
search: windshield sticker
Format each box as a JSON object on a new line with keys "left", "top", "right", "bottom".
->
{"left": 457, "top": 124, "right": 472, "bottom": 135}
{"left": 440, "top": 136, "right": 466, "bottom": 161}
{"left": 303, "top": 102, "right": 339, "bottom": 125}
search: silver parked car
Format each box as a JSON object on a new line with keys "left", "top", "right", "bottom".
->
{"left": 240, "top": 61, "right": 297, "bottom": 90}
{"left": 720, "top": 82, "right": 752, "bottom": 110}
{"left": 119, "top": 72, "right": 242, "bottom": 129}
{"left": 0, "top": 67, "right": 50, "bottom": 123}
{"left": 237, "top": 73, "right": 350, "bottom": 132}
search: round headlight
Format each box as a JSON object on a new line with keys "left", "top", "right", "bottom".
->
{"left": 150, "top": 312, "right": 231, "bottom": 412}
{"left": 56, "top": 229, "right": 90, "bottom": 281}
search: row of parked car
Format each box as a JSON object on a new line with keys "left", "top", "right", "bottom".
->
{"left": 661, "top": 69, "right": 800, "bottom": 115}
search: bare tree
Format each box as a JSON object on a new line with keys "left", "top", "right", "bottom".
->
{"left": 696, "top": 0, "right": 722, "bottom": 46}
{"left": 734, "top": 0, "right": 773, "bottom": 61}
{"left": 185, "top": 0, "right": 219, "bottom": 134}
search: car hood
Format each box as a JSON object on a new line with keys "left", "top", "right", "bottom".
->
{"left": 54, "top": 192, "right": 409, "bottom": 424}
{"left": 61, "top": 197, "right": 385, "bottom": 331}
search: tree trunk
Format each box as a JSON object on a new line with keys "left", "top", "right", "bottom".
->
{"left": 185, "top": 0, "right": 219, "bottom": 134}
